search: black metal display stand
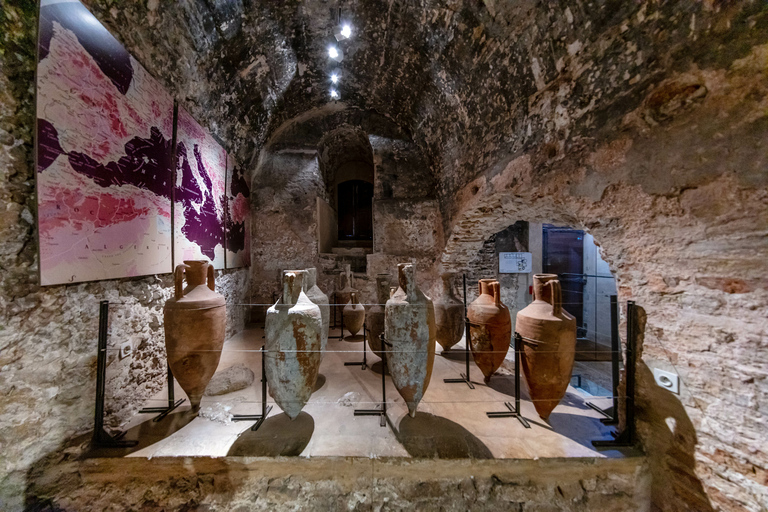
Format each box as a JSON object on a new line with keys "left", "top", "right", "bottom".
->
{"left": 329, "top": 292, "right": 345, "bottom": 340}
{"left": 232, "top": 346, "right": 273, "bottom": 431}
{"left": 354, "top": 335, "right": 390, "bottom": 427}
{"left": 92, "top": 300, "right": 138, "bottom": 448}
{"left": 585, "top": 294, "right": 620, "bottom": 425}
{"left": 344, "top": 320, "right": 368, "bottom": 370}
{"left": 444, "top": 274, "right": 475, "bottom": 389}
{"left": 485, "top": 332, "right": 530, "bottom": 428}
{"left": 137, "top": 364, "right": 186, "bottom": 422}
{"left": 593, "top": 300, "right": 637, "bottom": 447}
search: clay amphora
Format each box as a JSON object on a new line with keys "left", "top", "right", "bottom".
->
{"left": 516, "top": 274, "right": 577, "bottom": 420}
{"left": 265, "top": 270, "right": 323, "bottom": 419}
{"left": 303, "top": 268, "right": 329, "bottom": 352}
{"left": 366, "top": 274, "right": 389, "bottom": 358}
{"left": 335, "top": 264, "right": 355, "bottom": 321}
{"left": 467, "top": 279, "right": 511, "bottom": 383}
{"left": 343, "top": 292, "right": 365, "bottom": 336}
{"left": 163, "top": 260, "right": 226, "bottom": 412}
{"left": 434, "top": 272, "right": 465, "bottom": 351}
{"left": 385, "top": 263, "right": 436, "bottom": 417}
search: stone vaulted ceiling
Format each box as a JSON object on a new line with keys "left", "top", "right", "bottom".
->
{"left": 84, "top": 0, "right": 768, "bottom": 225}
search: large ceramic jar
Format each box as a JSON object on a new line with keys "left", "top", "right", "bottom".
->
{"left": 343, "top": 292, "right": 366, "bottom": 337}
{"left": 303, "top": 268, "right": 329, "bottom": 352}
{"left": 163, "top": 260, "right": 226, "bottom": 412}
{"left": 467, "top": 279, "right": 511, "bottom": 383}
{"left": 366, "top": 274, "right": 390, "bottom": 359}
{"left": 385, "top": 263, "right": 436, "bottom": 417}
{"left": 434, "top": 272, "right": 465, "bottom": 351}
{"left": 516, "top": 274, "right": 577, "bottom": 420}
{"left": 265, "top": 270, "right": 323, "bottom": 419}
{"left": 335, "top": 264, "right": 355, "bottom": 322}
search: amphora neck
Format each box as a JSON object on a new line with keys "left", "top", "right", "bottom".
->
{"left": 183, "top": 260, "right": 208, "bottom": 286}
{"left": 282, "top": 270, "right": 306, "bottom": 306}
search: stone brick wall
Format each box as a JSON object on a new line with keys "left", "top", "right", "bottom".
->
{"left": 0, "top": 4, "right": 250, "bottom": 509}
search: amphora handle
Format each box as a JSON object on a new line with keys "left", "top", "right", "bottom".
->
{"left": 546, "top": 279, "right": 562, "bottom": 316}
{"left": 493, "top": 282, "right": 501, "bottom": 306}
{"left": 207, "top": 263, "right": 216, "bottom": 292}
{"left": 174, "top": 264, "right": 190, "bottom": 300}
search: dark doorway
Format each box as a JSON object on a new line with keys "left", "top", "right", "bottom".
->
{"left": 542, "top": 225, "right": 585, "bottom": 337}
{"left": 337, "top": 180, "right": 373, "bottom": 240}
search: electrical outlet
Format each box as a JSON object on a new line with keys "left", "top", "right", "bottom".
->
{"left": 653, "top": 368, "right": 679, "bottom": 394}
{"left": 119, "top": 342, "right": 132, "bottom": 360}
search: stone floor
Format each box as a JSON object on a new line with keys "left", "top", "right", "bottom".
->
{"left": 111, "top": 324, "right": 628, "bottom": 460}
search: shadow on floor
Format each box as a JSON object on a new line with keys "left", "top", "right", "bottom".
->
{"left": 313, "top": 373, "right": 327, "bottom": 393}
{"left": 394, "top": 412, "right": 493, "bottom": 459}
{"left": 439, "top": 348, "right": 469, "bottom": 362}
{"left": 343, "top": 334, "right": 365, "bottom": 342}
{"left": 369, "top": 360, "right": 389, "bottom": 376}
{"left": 83, "top": 408, "right": 197, "bottom": 458}
{"left": 227, "top": 412, "right": 314, "bottom": 456}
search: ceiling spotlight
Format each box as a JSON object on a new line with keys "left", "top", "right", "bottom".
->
{"left": 334, "top": 23, "right": 352, "bottom": 41}
{"left": 328, "top": 46, "right": 343, "bottom": 62}
{"left": 331, "top": 72, "right": 339, "bottom": 84}
{"left": 330, "top": 89, "right": 339, "bottom": 100}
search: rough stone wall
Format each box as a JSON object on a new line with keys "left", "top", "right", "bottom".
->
{"left": 438, "top": 46, "right": 768, "bottom": 510}
{"left": 23, "top": 456, "right": 650, "bottom": 512}
{"left": 0, "top": 3, "right": 250, "bottom": 509}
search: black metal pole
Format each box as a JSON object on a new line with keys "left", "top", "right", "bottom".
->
{"left": 444, "top": 273, "right": 475, "bottom": 389}
{"left": 514, "top": 332, "right": 521, "bottom": 417}
{"left": 593, "top": 300, "right": 636, "bottom": 447}
{"left": 354, "top": 333, "right": 389, "bottom": 427}
{"left": 626, "top": 300, "right": 636, "bottom": 443}
{"left": 232, "top": 345, "right": 272, "bottom": 430}
{"left": 94, "top": 300, "right": 108, "bottom": 433}
{"left": 464, "top": 274, "right": 471, "bottom": 380}
{"left": 93, "top": 300, "right": 137, "bottom": 448}
{"left": 609, "top": 295, "right": 620, "bottom": 421}
{"left": 166, "top": 363, "right": 174, "bottom": 407}
{"left": 485, "top": 332, "right": 529, "bottom": 427}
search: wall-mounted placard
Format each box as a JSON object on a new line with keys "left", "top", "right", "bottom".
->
{"left": 36, "top": 0, "right": 174, "bottom": 285}
{"left": 499, "top": 252, "right": 532, "bottom": 274}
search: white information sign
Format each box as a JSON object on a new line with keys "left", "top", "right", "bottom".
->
{"left": 499, "top": 252, "right": 532, "bottom": 274}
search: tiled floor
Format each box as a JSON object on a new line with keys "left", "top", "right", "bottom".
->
{"left": 117, "top": 324, "right": 626, "bottom": 460}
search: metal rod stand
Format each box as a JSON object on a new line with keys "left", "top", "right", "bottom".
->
{"left": 444, "top": 273, "right": 475, "bottom": 389}
{"left": 329, "top": 293, "right": 344, "bottom": 340}
{"left": 593, "top": 301, "right": 636, "bottom": 447}
{"left": 233, "top": 346, "right": 273, "bottom": 431}
{"left": 138, "top": 362, "right": 186, "bottom": 422}
{"left": 93, "top": 300, "right": 138, "bottom": 448}
{"left": 586, "top": 295, "right": 620, "bottom": 425}
{"left": 485, "top": 333, "right": 530, "bottom": 428}
{"left": 345, "top": 320, "right": 368, "bottom": 370}
{"left": 354, "top": 335, "right": 389, "bottom": 427}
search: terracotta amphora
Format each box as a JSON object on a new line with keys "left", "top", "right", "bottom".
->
{"left": 366, "top": 274, "right": 389, "bottom": 359}
{"left": 434, "top": 272, "right": 465, "bottom": 351}
{"left": 516, "top": 274, "right": 577, "bottom": 420}
{"left": 385, "top": 263, "right": 436, "bottom": 417}
{"left": 163, "top": 260, "right": 226, "bottom": 412}
{"left": 467, "top": 279, "right": 511, "bottom": 383}
{"left": 335, "top": 264, "right": 355, "bottom": 321}
{"left": 303, "top": 268, "right": 329, "bottom": 352}
{"left": 343, "top": 292, "right": 365, "bottom": 337}
{"left": 265, "top": 270, "right": 323, "bottom": 419}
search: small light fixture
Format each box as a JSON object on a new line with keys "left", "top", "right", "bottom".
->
{"left": 330, "top": 89, "right": 339, "bottom": 100}
{"left": 331, "top": 72, "right": 340, "bottom": 84}
{"left": 334, "top": 23, "right": 352, "bottom": 41}
{"left": 328, "top": 46, "right": 343, "bottom": 62}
